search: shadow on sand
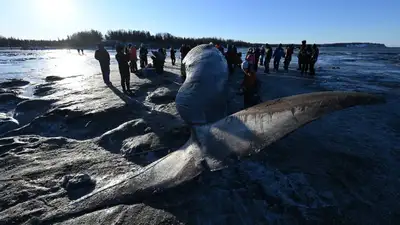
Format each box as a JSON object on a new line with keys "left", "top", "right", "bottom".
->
{"left": 98, "top": 79, "right": 190, "bottom": 166}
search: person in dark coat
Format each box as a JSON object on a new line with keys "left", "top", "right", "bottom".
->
{"left": 115, "top": 45, "right": 131, "bottom": 94}
{"left": 170, "top": 47, "right": 176, "bottom": 65}
{"left": 298, "top": 40, "right": 307, "bottom": 70}
{"left": 283, "top": 44, "right": 294, "bottom": 72}
{"left": 309, "top": 44, "right": 319, "bottom": 75}
{"left": 151, "top": 48, "right": 166, "bottom": 74}
{"left": 254, "top": 47, "right": 261, "bottom": 72}
{"left": 273, "top": 44, "right": 285, "bottom": 71}
{"left": 260, "top": 46, "right": 266, "bottom": 66}
{"left": 232, "top": 45, "right": 238, "bottom": 67}
{"left": 264, "top": 44, "right": 272, "bottom": 73}
{"left": 301, "top": 45, "right": 313, "bottom": 75}
{"left": 139, "top": 43, "right": 148, "bottom": 68}
{"left": 226, "top": 45, "right": 236, "bottom": 75}
{"left": 180, "top": 44, "right": 187, "bottom": 62}
{"left": 94, "top": 43, "right": 111, "bottom": 85}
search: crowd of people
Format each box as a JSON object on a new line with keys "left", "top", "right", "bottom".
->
{"left": 239, "top": 40, "right": 320, "bottom": 108}
{"left": 94, "top": 40, "right": 320, "bottom": 108}
{"left": 95, "top": 43, "right": 168, "bottom": 94}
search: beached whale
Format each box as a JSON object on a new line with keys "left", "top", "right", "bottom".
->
{"left": 38, "top": 44, "right": 385, "bottom": 224}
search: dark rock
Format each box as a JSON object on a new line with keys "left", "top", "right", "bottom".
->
{"left": 0, "top": 88, "right": 19, "bottom": 95}
{"left": 14, "top": 99, "right": 55, "bottom": 126}
{"left": 121, "top": 132, "right": 162, "bottom": 156}
{"left": 0, "top": 79, "right": 29, "bottom": 88}
{"left": 97, "top": 119, "right": 150, "bottom": 152}
{"left": 61, "top": 173, "right": 96, "bottom": 200}
{"left": 34, "top": 84, "right": 55, "bottom": 96}
{"left": 62, "top": 173, "right": 95, "bottom": 190}
{"left": 146, "top": 87, "right": 177, "bottom": 104}
{"left": 0, "top": 93, "right": 23, "bottom": 103}
{"left": 15, "top": 99, "right": 54, "bottom": 112}
{"left": 45, "top": 76, "right": 64, "bottom": 82}
{"left": 0, "top": 114, "right": 19, "bottom": 134}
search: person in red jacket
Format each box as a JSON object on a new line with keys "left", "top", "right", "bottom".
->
{"left": 128, "top": 44, "right": 138, "bottom": 73}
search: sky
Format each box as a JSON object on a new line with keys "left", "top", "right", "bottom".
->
{"left": 0, "top": 0, "right": 399, "bottom": 46}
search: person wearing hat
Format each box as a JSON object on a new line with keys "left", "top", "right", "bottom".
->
{"left": 94, "top": 43, "right": 111, "bottom": 85}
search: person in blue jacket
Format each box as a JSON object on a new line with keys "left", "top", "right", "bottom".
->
{"left": 273, "top": 44, "right": 285, "bottom": 71}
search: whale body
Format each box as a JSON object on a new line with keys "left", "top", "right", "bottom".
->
{"left": 38, "top": 44, "right": 385, "bottom": 224}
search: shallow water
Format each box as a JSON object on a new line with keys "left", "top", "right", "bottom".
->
{"left": 0, "top": 47, "right": 400, "bottom": 224}
{"left": 1, "top": 47, "right": 400, "bottom": 95}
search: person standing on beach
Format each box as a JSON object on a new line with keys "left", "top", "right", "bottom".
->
{"left": 298, "top": 40, "right": 307, "bottom": 70}
{"left": 241, "top": 50, "right": 260, "bottom": 109}
{"left": 264, "top": 44, "right": 273, "bottom": 74}
{"left": 129, "top": 44, "right": 138, "bottom": 73}
{"left": 139, "top": 44, "right": 148, "bottom": 68}
{"left": 217, "top": 44, "right": 224, "bottom": 55}
{"left": 254, "top": 47, "right": 261, "bottom": 72}
{"left": 301, "top": 45, "right": 313, "bottom": 75}
{"left": 170, "top": 47, "right": 176, "bottom": 65}
{"left": 309, "top": 44, "right": 319, "bottom": 75}
{"left": 283, "top": 44, "right": 294, "bottom": 72}
{"left": 260, "top": 45, "right": 266, "bottom": 66}
{"left": 180, "top": 44, "right": 188, "bottom": 62}
{"left": 94, "top": 43, "right": 111, "bottom": 85}
{"left": 273, "top": 44, "right": 285, "bottom": 72}
{"left": 232, "top": 45, "right": 239, "bottom": 67}
{"left": 115, "top": 45, "right": 131, "bottom": 94}
{"left": 226, "top": 45, "right": 236, "bottom": 75}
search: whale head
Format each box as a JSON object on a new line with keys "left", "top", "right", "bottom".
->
{"left": 176, "top": 44, "right": 229, "bottom": 125}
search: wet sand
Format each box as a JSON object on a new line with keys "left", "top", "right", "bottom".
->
{"left": 0, "top": 58, "right": 398, "bottom": 224}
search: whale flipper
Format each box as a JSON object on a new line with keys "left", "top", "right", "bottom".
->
{"left": 196, "top": 91, "right": 385, "bottom": 170}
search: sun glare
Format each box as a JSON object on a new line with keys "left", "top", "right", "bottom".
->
{"left": 36, "top": 0, "right": 75, "bottom": 23}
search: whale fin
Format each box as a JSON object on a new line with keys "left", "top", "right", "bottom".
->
{"left": 195, "top": 91, "right": 385, "bottom": 170}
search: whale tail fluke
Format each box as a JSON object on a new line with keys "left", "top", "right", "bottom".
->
{"left": 196, "top": 91, "right": 385, "bottom": 170}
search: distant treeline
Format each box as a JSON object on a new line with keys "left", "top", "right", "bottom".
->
{"left": 0, "top": 29, "right": 386, "bottom": 49}
{"left": 0, "top": 29, "right": 252, "bottom": 49}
